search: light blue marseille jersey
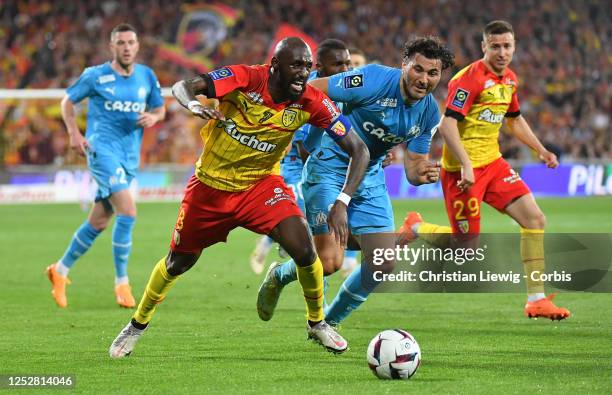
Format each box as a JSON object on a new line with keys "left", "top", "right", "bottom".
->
{"left": 308, "top": 63, "right": 440, "bottom": 188}
{"left": 67, "top": 62, "right": 164, "bottom": 169}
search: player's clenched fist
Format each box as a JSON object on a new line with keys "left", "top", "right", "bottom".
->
{"left": 417, "top": 160, "right": 441, "bottom": 184}
{"left": 187, "top": 100, "right": 225, "bottom": 121}
{"left": 538, "top": 150, "right": 558, "bottom": 169}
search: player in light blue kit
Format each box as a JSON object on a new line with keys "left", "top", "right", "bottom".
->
{"left": 250, "top": 39, "right": 353, "bottom": 275}
{"left": 258, "top": 37, "right": 454, "bottom": 325}
{"left": 46, "top": 24, "right": 165, "bottom": 309}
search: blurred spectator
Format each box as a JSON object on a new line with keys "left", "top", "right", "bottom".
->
{"left": 1, "top": 0, "right": 610, "bottom": 166}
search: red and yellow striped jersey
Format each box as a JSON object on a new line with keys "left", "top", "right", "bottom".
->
{"left": 195, "top": 64, "right": 340, "bottom": 191}
{"left": 442, "top": 60, "right": 520, "bottom": 171}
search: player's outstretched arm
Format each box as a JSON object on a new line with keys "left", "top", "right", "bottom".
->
{"left": 505, "top": 115, "right": 558, "bottom": 168}
{"left": 438, "top": 115, "right": 474, "bottom": 191}
{"left": 308, "top": 77, "right": 329, "bottom": 95}
{"left": 335, "top": 131, "right": 370, "bottom": 198}
{"left": 327, "top": 130, "right": 370, "bottom": 246}
{"left": 172, "top": 76, "right": 225, "bottom": 121}
{"left": 60, "top": 95, "right": 89, "bottom": 156}
{"left": 404, "top": 151, "right": 440, "bottom": 186}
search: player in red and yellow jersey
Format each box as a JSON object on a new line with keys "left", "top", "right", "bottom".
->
{"left": 109, "top": 37, "right": 370, "bottom": 358}
{"left": 400, "top": 21, "right": 570, "bottom": 320}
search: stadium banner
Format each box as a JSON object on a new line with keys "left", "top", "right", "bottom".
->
{"left": 360, "top": 233, "right": 612, "bottom": 293}
{"left": 1, "top": 162, "right": 611, "bottom": 203}
{"left": 266, "top": 24, "right": 319, "bottom": 64}
{"left": 521, "top": 163, "right": 612, "bottom": 197}
{"left": 0, "top": 168, "right": 190, "bottom": 204}
{"left": 157, "top": 3, "right": 240, "bottom": 73}
{"left": 384, "top": 163, "right": 612, "bottom": 199}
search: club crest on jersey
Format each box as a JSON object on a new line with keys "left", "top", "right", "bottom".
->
{"left": 282, "top": 109, "right": 297, "bottom": 127}
{"left": 451, "top": 88, "right": 469, "bottom": 109}
{"left": 209, "top": 67, "right": 234, "bottom": 80}
{"left": 457, "top": 220, "right": 469, "bottom": 234}
{"left": 138, "top": 87, "right": 147, "bottom": 99}
{"left": 407, "top": 125, "right": 421, "bottom": 137}
{"left": 344, "top": 74, "right": 363, "bottom": 89}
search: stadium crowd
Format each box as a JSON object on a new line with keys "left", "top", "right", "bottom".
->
{"left": 1, "top": 0, "right": 609, "bottom": 166}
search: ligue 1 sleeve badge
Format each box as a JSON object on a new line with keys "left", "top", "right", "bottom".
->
{"left": 451, "top": 88, "right": 469, "bottom": 109}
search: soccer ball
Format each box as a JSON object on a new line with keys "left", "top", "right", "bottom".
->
{"left": 366, "top": 329, "right": 421, "bottom": 380}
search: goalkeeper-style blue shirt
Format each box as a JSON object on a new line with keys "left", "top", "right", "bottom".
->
{"left": 67, "top": 62, "right": 164, "bottom": 170}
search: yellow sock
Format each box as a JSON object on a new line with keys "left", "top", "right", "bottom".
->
{"left": 417, "top": 222, "right": 452, "bottom": 248}
{"left": 296, "top": 257, "right": 324, "bottom": 322}
{"left": 520, "top": 228, "right": 545, "bottom": 295}
{"left": 133, "top": 257, "right": 179, "bottom": 325}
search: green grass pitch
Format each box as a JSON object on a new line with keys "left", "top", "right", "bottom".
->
{"left": 1, "top": 197, "right": 611, "bottom": 393}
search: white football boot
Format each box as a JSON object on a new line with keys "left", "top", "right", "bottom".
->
{"left": 109, "top": 321, "right": 146, "bottom": 358}
{"left": 256, "top": 262, "right": 284, "bottom": 321}
{"left": 307, "top": 320, "right": 348, "bottom": 354}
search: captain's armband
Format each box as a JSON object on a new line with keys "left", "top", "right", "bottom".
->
{"left": 324, "top": 114, "right": 352, "bottom": 141}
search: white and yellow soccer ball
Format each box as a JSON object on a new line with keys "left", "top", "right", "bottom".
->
{"left": 366, "top": 329, "right": 421, "bottom": 380}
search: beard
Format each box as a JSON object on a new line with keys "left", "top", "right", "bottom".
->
{"left": 116, "top": 55, "right": 134, "bottom": 71}
{"left": 279, "top": 74, "right": 304, "bottom": 102}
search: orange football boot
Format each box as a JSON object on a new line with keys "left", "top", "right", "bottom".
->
{"left": 46, "top": 263, "right": 70, "bottom": 308}
{"left": 524, "top": 294, "right": 570, "bottom": 321}
{"left": 398, "top": 211, "right": 424, "bottom": 245}
{"left": 115, "top": 283, "right": 136, "bottom": 308}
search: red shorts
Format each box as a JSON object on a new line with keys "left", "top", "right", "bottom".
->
{"left": 441, "top": 158, "right": 530, "bottom": 234}
{"left": 170, "top": 174, "right": 302, "bottom": 254}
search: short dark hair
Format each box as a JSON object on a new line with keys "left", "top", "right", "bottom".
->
{"left": 110, "top": 23, "right": 137, "bottom": 41}
{"left": 483, "top": 20, "right": 514, "bottom": 39}
{"left": 348, "top": 47, "right": 365, "bottom": 57}
{"left": 403, "top": 36, "right": 454, "bottom": 70}
{"left": 317, "top": 39, "right": 348, "bottom": 60}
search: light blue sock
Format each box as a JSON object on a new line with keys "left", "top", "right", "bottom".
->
{"left": 112, "top": 215, "right": 135, "bottom": 279}
{"left": 323, "top": 276, "right": 329, "bottom": 311}
{"left": 59, "top": 221, "right": 102, "bottom": 268}
{"left": 324, "top": 261, "right": 380, "bottom": 325}
{"left": 274, "top": 259, "right": 298, "bottom": 286}
{"left": 344, "top": 250, "right": 358, "bottom": 259}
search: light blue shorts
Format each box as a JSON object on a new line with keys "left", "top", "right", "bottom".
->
{"left": 87, "top": 149, "right": 135, "bottom": 202}
{"left": 281, "top": 162, "right": 305, "bottom": 214}
{"left": 302, "top": 178, "right": 394, "bottom": 236}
